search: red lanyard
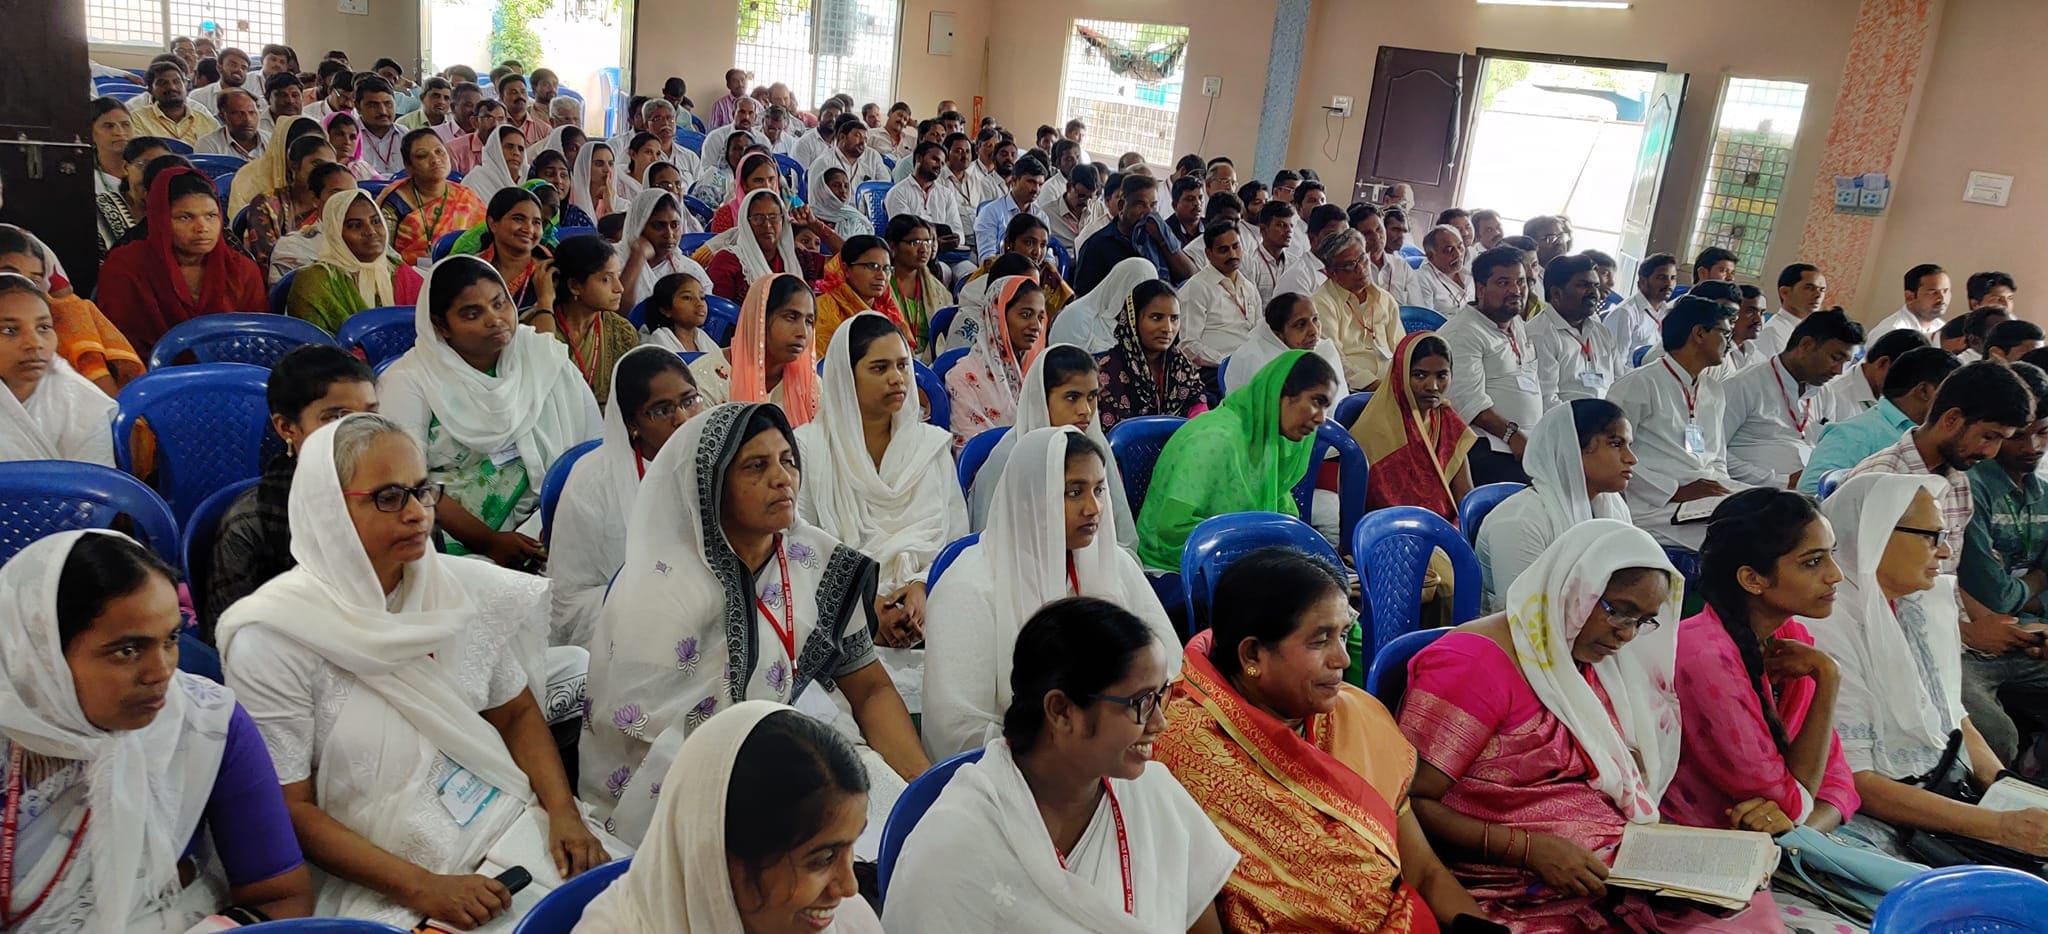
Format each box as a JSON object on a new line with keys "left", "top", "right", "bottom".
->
{"left": 2, "top": 745, "right": 91, "bottom": 929}
{"left": 1772, "top": 358, "right": 1812, "bottom": 433}
{"left": 1221, "top": 277, "right": 1252, "bottom": 323}
{"left": 1054, "top": 778, "right": 1134, "bottom": 914}
{"left": 756, "top": 536, "right": 797, "bottom": 677}
{"left": 634, "top": 452, "right": 646, "bottom": 480}
{"left": 1067, "top": 552, "right": 1080, "bottom": 595}
{"left": 1659, "top": 358, "right": 1696, "bottom": 416}
{"left": 1497, "top": 322, "right": 1522, "bottom": 366}
{"left": 561, "top": 318, "right": 598, "bottom": 384}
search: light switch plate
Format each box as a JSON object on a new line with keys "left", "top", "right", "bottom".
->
{"left": 1331, "top": 95, "right": 1354, "bottom": 117}
{"left": 337, "top": 0, "right": 367, "bottom": 14}
{"left": 1964, "top": 171, "right": 2013, "bottom": 207}
{"left": 1202, "top": 76, "right": 1222, "bottom": 97}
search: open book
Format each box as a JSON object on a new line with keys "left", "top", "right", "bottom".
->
{"left": 1672, "top": 494, "right": 1731, "bottom": 525}
{"left": 1606, "top": 824, "right": 1778, "bottom": 911}
{"left": 1980, "top": 775, "right": 2048, "bottom": 813}
{"left": 425, "top": 808, "right": 630, "bottom": 933}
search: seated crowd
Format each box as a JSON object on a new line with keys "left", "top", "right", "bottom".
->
{"left": 16, "top": 41, "right": 2048, "bottom": 934}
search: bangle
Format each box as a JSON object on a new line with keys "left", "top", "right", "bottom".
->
{"left": 1480, "top": 824, "right": 1496, "bottom": 862}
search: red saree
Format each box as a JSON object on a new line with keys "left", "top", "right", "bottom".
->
{"left": 1352, "top": 330, "right": 1475, "bottom": 520}
{"left": 95, "top": 166, "right": 267, "bottom": 354}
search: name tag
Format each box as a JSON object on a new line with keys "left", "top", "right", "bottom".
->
{"left": 488, "top": 441, "right": 522, "bottom": 468}
{"left": 1516, "top": 369, "right": 1540, "bottom": 393}
{"left": 1684, "top": 420, "right": 1707, "bottom": 456}
{"left": 1578, "top": 369, "right": 1607, "bottom": 389}
{"left": 437, "top": 762, "right": 501, "bottom": 828}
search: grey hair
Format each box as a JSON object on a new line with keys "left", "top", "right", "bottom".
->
{"left": 549, "top": 96, "right": 581, "bottom": 119}
{"left": 641, "top": 98, "right": 675, "bottom": 120}
{"left": 1312, "top": 227, "right": 1365, "bottom": 265}
{"left": 1424, "top": 224, "right": 1462, "bottom": 250}
{"left": 331, "top": 413, "right": 419, "bottom": 484}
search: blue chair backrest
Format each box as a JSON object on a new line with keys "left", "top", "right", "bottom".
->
{"left": 1458, "top": 481, "right": 1525, "bottom": 547}
{"left": 215, "top": 169, "right": 237, "bottom": 201}
{"left": 1405, "top": 253, "right": 1424, "bottom": 269}
{"left": 356, "top": 177, "right": 389, "bottom": 200}
{"left": 1871, "top": 865, "right": 2048, "bottom": 932}
{"left": 676, "top": 129, "right": 705, "bottom": 154}
{"left": 1670, "top": 283, "right": 1691, "bottom": 299}
{"left": 266, "top": 269, "right": 297, "bottom": 315}
{"left": 238, "top": 920, "right": 411, "bottom": 932}
{"left": 162, "top": 137, "right": 194, "bottom": 155}
{"left": 1291, "top": 420, "right": 1368, "bottom": 551}
{"left": 0, "top": 461, "right": 179, "bottom": 569}
{"left": 431, "top": 230, "right": 462, "bottom": 261}
{"left": 1631, "top": 343, "right": 1652, "bottom": 367}
{"left": 1049, "top": 237, "right": 1072, "bottom": 277}
{"left": 1399, "top": 244, "right": 1424, "bottom": 258}
{"left": 703, "top": 295, "right": 741, "bottom": 344}
{"left": 511, "top": 856, "right": 633, "bottom": 933}
{"left": 540, "top": 439, "right": 604, "bottom": 547}
{"left": 957, "top": 426, "right": 1007, "bottom": 497}
{"left": 1334, "top": 390, "right": 1372, "bottom": 428}
{"left": 927, "top": 532, "right": 979, "bottom": 590}
{"left": 1367, "top": 628, "right": 1450, "bottom": 711}
{"left": 336, "top": 306, "right": 417, "bottom": 366}
{"left": 1106, "top": 416, "right": 1186, "bottom": 519}
{"left": 774, "top": 153, "right": 809, "bottom": 201}
{"left": 857, "top": 181, "right": 893, "bottom": 235}
{"left": 1351, "top": 506, "right": 1481, "bottom": 657}
{"left": 112, "top": 363, "right": 272, "bottom": 526}
{"left": 187, "top": 153, "right": 245, "bottom": 178}
{"left": 683, "top": 196, "right": 714, "bottom": 225}
{"left": 148, "top": 312, "right": 336, "bottom": 369}
{"left": 1181, "top": 512, "right": 1340, "bottom": 635}
{"left": 877, "top": 747, "right": 985, "bottom": 900}
{"left": 1816, "top": 467, "right": 1852, "bottom": 500}
{"left": 933, "top": 345, "right": 971, "bottom": 381}
{"left": 1399, "top": 305, "right": 1446, "bottom": 333}
{"left": 679, "top": 231, "right": 714, "bottom": 255}
{"left": 556, "top": 225, "right": 599, "bottom": 241}
{"left": 914, "top": 359, "right": 949, "bottom": 430}
{"left": 627, "top": 298, "right": 651, "bottom": 330}
{"left": 1603, "top": 289, "right": 1623, "bottom": 309}
{"left": 179, "top": 630, "right": 222, "bottom": 681}
{"left": 926, "top": 305, "right": 960, "bottom": 350}
{"left": 182, "top": 476, "right": 258, "bottom": 619}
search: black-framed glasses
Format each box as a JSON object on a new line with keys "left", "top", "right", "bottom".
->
{"left": 1090, "top": 685, "right": 1169, "bottom": 724}
{"left": 1596, "top": 596, "right": 1661, "bottom": 634}
{"left": 1895, "top": 524, "right": 1950, "bottom": 548}
{"left": 343, "top": 482, "right": 445, "bottom": 512}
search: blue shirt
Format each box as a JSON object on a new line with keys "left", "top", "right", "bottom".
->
{"left": 973, "top": 195, "right": 1050, "bottom": 261}
{"left": 1797, "top": 397, "right": 1912, "bottom": 494}
{"left": 1962, "top": 460, "right": 2048, "bottom": 618}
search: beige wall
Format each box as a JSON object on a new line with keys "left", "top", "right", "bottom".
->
{"left": 1283, "top": 0, "right": 1861, "bottom": 277}
{"left": 1868, "top": 0, "right": 2047, "bottom": 322}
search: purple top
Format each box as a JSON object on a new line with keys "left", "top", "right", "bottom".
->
{"left": 181, "top": 703, "right": 305, "bottom": 887}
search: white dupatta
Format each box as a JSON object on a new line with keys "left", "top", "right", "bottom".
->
{"left": 969, "top": 343, "right": 1135, "bottom": 550}
{"left": 569, "top": 141, "right": 627, "bottom": 219}
{"left": 0, "top": 531, "right": 234, "bottom": 934}
{"left": 793, "top": 310, "right": 964, "bottom": 591}
{"left": 1048, "top": 257, "right": 1154, "bottom": 354}
{"left": 1220, "top": 318, "right": 1347, "bottom": 403}
{"left": 616, "top": 188, "right": 712, "bottom": 306}
{"left": 0, "top": 355, "right": 116, "bottom": 466}
{"left": 310, "top": 189, "right": 399, "bottom": 309}
{"left": 462, "top": 126, "right": 529, "bottom": 202}
{"left": 706, "top": 187, "right": 802, "bottom": 283}
{"left": 1504, "top": 518, "right": 1682, "bottom": 821}
{"left": 1522, "top": 400, "right": 1631, "bottom": 528}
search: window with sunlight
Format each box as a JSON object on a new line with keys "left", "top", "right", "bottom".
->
{"left": 424, "top": 0, "right": 630, "bottom": 136}
{"left": 1059, "top": 19, "right": 1189, "bottom": 168}
{"left": 734, "top": 0, "right": 901, "bottom": 114}
{"left": 1687, "top": 77, "right": 1809, "bottom": 277}
{"left": 88, "top": 0, "right": 283, "bottom": 49}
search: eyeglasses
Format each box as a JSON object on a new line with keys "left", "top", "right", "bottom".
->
{"left": 905, "top": 238, "right": 936, "bottom": 248}
{"left": 343, "top": 482, "right": 446, "bottom": 512}
{"left": 641, "top": 394, "right": 700, "bottom": 422}
{"left": 1090, "top": 685, "right": 1169, "bottom": 724}
{"left": 1895, "top": 524, "right": 1950, "bottom": 548}
{"left": 1596, "top": 596, "right": 1661, "bottom": 634}
{"left": 746, "top": 213, "right": 784, "bottom": 225}
{"left": 1536, "top": 232, "right": 1570, "bottom": 244}
{"left": 1327, "top": 260, "right": 1363, "bottom": 273}
{"left": 849, "top": 261, "right": 894, "bottom": 273}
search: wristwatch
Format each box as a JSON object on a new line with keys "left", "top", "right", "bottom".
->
{"left": 1502, "top": 422, "right": 1521, "bottom": 440}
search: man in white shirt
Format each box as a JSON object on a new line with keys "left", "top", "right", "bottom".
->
{"left": 937, "top": 132, "right": 982, "bottom": 250}
{"left": 351, "top": 76, "right": 405, "bottom": 176}
{"left": 1310, "top": 228, "right": 1405, "bottom": 392}
{"left": 973, "top": 157, "right": 1050, "bottom": 261}
{"left": 1753, "top": 263, "right": 1829, "bottom": 359}
{"left": 964, "top": 130, "right": 1012, "bottom": 210}
{"left": 1439, "top": 207, "right": 1477, "bottom": 270}
{"left": 763, "top": 105, "right": 798, "bottom": 155}
{"left": 1406, "top": 224, "right": 1473, "bottom": 317}
{"left": 789, "top": 108, "right": 839, "bottom": 168}
{"left": 1440, "top": 246, "right": 1543, "bottom": 484}
{"left": 1177, "top": 192, "right": 1247, "bottom": 272}
{"left": 1063, "top": 119, "right": 1092, "bottom": 168}
{"left": 300, "top": 69, "right": 354, "bottom": 124}
{"left": 1039, "top": 139, "right": 1082, "bottom": 207}
{"left": 1204, "top": 158, "right": 1238, "bottom": 198}
{"left": 1869, "top": 263, "right": 1953, "bottom": 340}
{"left": 1605, "top": 252, "right": 1679, "bottom": 365}
{"left": 188, "top": 47, "right": 259, "bottom": 118}
{"left": 1348, "top": 204, "right": 1413, "bottom": 302}
{"left": 1718, "top": 308, "right": 1864, "bottom": 489}
{"left": 1041, "top": 163, "right": 1102, "bottom": 255}
{"left": 1817, "top": 327, "right": 1927, "bottom": 433}
{"left": 807, "top": 114, "right": 891, "bottom": 201}
{"left": 1470, "top": 208, "right": 1505, "bottom": 253}
{"left": 1178, "top": 222, "right": 1263, "bottom": 369}
{"left": 1243, "top": 202, "right": 1320, "bottom": 306}
{"left": 702, "top": 97, "right": 771, "bottom": 171}
{"left": 194, "top": 88, "right": 268, "bottom": 160}
{"left": 1532, "top": 254, "right": 1625, "bottom": 409}
{"left": 1605, "top": 296, "right": 1742, "bottom": 544}
{"left": 885, "top": 141, "right": 965, "bottom": 251}
{"left": 549, "top": 96, "right": 582, "bottom": 129}
{"left": 643, "top": 100, "right": 704, "bottom": 189}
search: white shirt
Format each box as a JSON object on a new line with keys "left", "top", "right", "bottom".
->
{"left": 1439, "top": 305, "right": 1542, "bottom": 454}
{"left": 1607, "top": 356, "right": 1735, "bottom": 513}
{"left": 807, "top": 147, "right": 891, "bottom": 195}
{"left": 657, "top": 143, "right": 705, "bottom": 189}
{"left": 938, "top": 167, "right": 981, "bottom": 247}
{"left": 187, "top": 74, "right": 261, "bottom": 118}
{"left": 1366, "top": 251, "right": 1414, "bottom": 301}
{"left": 1040, "top": 191, "right": 1100, "bottom": 254}
{"left": 789, "top": 133, "right": 831, "bottom": 169}
{"left": 1604, "top": 291, "right": 1669, "bottom": 365}
{"left": 1242, "top": 242, "right": 1320, "bottom": 307}
{"left": 357, "top": 125, "right": 407, "bottom": 176}
{"left": 964, "top": 161, "right": 1007, "bottom": 212}
{"left": 1406, "top": 260, "right": 1473, "bottom": 317}
{"left": 1868, "top": 305, "right": 1944, "bottom": 341}
{"left": 1530, "top": 305, "right": 1625, "bottom": 409}
{"left": 300, "top": 99, "right": 341, "bottom": 123}
{"left": 1752, "top": 310, "right": 1804, "bottom": 361}
{"left": 194, "top": 127, "right": 268, "bottom": 160}
{"left": 1177, "top": 264, "right": 1262, "bottom": 367}
{"left": 702, "top": 125, "right": 771, "bottom": 166}
{"left": 1816, "top": 368, "right": 1879, "bottom": 432}
{"left": 884, "top": 175, "right": 965, "bottom": 234}
{"left": 1719, "top": 356, "right": 1824, "bottom": 488}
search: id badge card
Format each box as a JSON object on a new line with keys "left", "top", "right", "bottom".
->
{"left": 436, "top": 762, "right": 501, "bottom": 828}
{"left": 488, "top": 440, "right": 523, "bottom": 468}
{"left": 1515, "top": 368, "right": 1540, "bottom": 393}
{"left": 1578, "top": 369, "right": 1607, "bottom": 389}
{"left": 1683, "top": 420, "right": 1707, "bottom": 456}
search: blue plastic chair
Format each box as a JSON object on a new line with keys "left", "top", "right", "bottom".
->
{"left": 1871, "top": 865, "right": 2048, "bottom": 932}
{"left": 926, "top": 305, "right": 960, "bottom": 350}
{"left": 704, "top": 295, "right": 740, "bottom": 344}
{"left": 148, "top": 312, "right": 336, "bottom": 369}
{"left": 237, "top": 920, "right": 410, "bottom": 932}
{"left": 266, "top": 269, "right": 297, "bottom": 315}
{"left": 683, "top": 196, "right": 714, "bottom": 226}
{"left": 1670, "top": 283, "right": 1692, "bottom": 299}
{"left": 162, "top": 137, "right": 194, "bottom": 155}
{"left": 627, "top": 298, "right": 651, "bottom": 330}
{"left": 1334, "top": 390, "right": 1372, "bottom": 429}
{"left": 215, "top": 169, "right": 237, "bottom": 201}
{"left": 1106, "top": 416, "right": 1186, "bottom": 519}
{"left": 689, "top": 113, "right": 706, "bottom": 133}
{"left": 187, "top": 153, "right": 245, "bottom": 177}
{"left": 1405, "top": 253, "right": 1424, "bottom": 269}
{"left": 914, "top": 359, "right": 949, "bottom": 430}
{"left": 1458, "top": 481, "right": 1525, "bottom": 548}
{"left": 1399, "top": 244, "right": 1424, "bottom": 259}
{"left": 957, "top": 426, "right": 1007, "bottom": 496}
{"left": 540, "top": 439, "right": 604, "bottom": 548}
{"left": 430, "top": 230, "right": 463, "bottom": 261}
{"left": 675, "top": 128, "right": 705, "bottom": 154}
{"left": 774, "top": 153, "right": 809, "bottom": 201}
{"left": 877, "top": 747, "right": 985, "bottom": 900}
{"left": 1049, "top": 237, "right": 1072, "bottom": 277}
{"left": 181, "top": 476, "right": 258, "bottom": 618}
{"left": 1367, "top": 628, "right": 1450, "bottom": 712}
{"left": 356, "top": 176, "right": 389, "bottom": 200}
{"left": 0, "top": 461, "right": 180, "bottom": 568}
{"left": 1603, "top": 289, "right": 1623, "bottom": 309}
{"left": 1181, "top": 512, "right": 1341, "bottom": 635}
{"left": 179, "top": 630, "right": 222, "bottom": 681}
{"left": 1631, "top": 343, "right": 1653, "bottom": 367}
{"left": 556, "top": 224, "right": 599, "bottom": 241}
{"left": 336, "top": 305, "right": 417, "bottom": 366}
{"left": 1399, "top": 305, "right": 1446, "bottom": 333}
{"left": 679, "top": 231, "right": 713, "bottom": 255}
{"left": 1815, "top": 467, "right": 1852, "bottom": 500}
{"left": 1291, "top": 420, "right": 1368, "bottom": 552}
{"left": 113, "top": 363, "right": 272, "bottom": 526}
{"left": 857, "top": 180, "right": 893, "bottom": 236}
{"left": 927, "top": 532, "right": 980, "bottom": 590}
{"left": 511, "top": 856, "right": 633, "bottom": 933}
{"left": 1351, "top": 506, "right": 1482, "bottom": 658}
{"left": 933, "top": 346, "right": 971, "bottom": 381}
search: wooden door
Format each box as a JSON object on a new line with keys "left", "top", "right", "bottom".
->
{"left": 0, "top": 0, "right": 96, "bottom": 293}
{"left": 1353, "top": 46, "right": 1479, "bottom": 219}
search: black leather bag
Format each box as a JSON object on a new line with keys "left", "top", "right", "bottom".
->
{"left": 1897, "top": 730, "right": 2048, "bottom": 876}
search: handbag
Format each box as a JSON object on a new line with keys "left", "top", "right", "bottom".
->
{"left": 1897, "top": 729, "right": 2048, "bottom": 875}
{"left": 1773, "top": 825, "right": 1922, "bottom": 924}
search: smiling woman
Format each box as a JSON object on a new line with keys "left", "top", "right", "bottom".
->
{"left": 285, "top": 189, "right": 424, "bottom": 333}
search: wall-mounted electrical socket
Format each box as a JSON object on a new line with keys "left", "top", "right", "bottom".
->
{"left": 1202, "top": 76, "right": 1223, "bottom": 97}
{"left": 1329, "top": 95, "right": 1354, "bottom": 117}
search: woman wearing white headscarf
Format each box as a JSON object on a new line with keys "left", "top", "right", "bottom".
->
{"left": 377, "top": 255, "right": 602, "bottom": 566}
{"left": 807, "top": 165, "right": 874, "bottom": 238}
{"left": 582, "top": 402, "right": 929, "bottom": 846}
{"left": 702, "top": 187, "right": 820, "bottom": 306}
{"left": 1048, "top": 256, "right": 1155, "bottom": 354}
{"left": 0, "top": 274, "right": 116, "bottom": 466}
{"left": 219, "top": 414, "right": 619, "bottom": 928}
{"left": 548, "top": 346, "right": 704, "bottom": 650}
{"left": 0, "top": 531, "right": 312, "bottom": 932}
{"left": 462, "top": 125, "right": 529, "bottom": 202}
{"left": 922, "top": 427, "right": 1177, "bottom": 759}
{"left": 1476, "top": 399, "right": 1634, "bottom": 611}
{"left": 968, "top": 343, "right": 1135, "bottom": 552}
{"left": 1221, "top": 289, "right": 1348, "bottom": 400}
{"left": 568, "top": 140, "right": 627, "bottom": 222}
{"left": 616, "top": 188, "right": 712, "bottom": 309}
{"left": 571, "top": 702, "right": 884, "bottom": 933}
{"left": 795, "top": 311, "right": 966, "bottom": 677}
{"left": 283, "top": 189, "right": 425, "bottom": 334}
{"left": 1807, "top": 472, "right": 2048, "bottom": 859}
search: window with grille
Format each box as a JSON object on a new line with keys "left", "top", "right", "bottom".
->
{"left": 1059, "top": 19, "right": 1188, "bottom": 169}
{"left": 86, "top": 0, "right": 285, "bottom": 50}
{"left": 1687, "top": 77, "right": 1809, "bottom": 277}
{"left": 734, "top": 0, "right": 900, "bottom": 114}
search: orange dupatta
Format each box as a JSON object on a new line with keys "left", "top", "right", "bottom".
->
{"left": 730, "top": 272, "right": 821, "bottom": 425}
{"left": 1155, "top": 630, "right": 1435, "bottom": 934}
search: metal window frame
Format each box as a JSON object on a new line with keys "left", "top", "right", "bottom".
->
{"left": 86, "top": 0, "right": 287, "bottom": 56}
{"left": 1057, "top": 16, "right": 1190, "bottom": 168}
{"left": 1686, "top": 74, "right": 1809, "bottom": 277}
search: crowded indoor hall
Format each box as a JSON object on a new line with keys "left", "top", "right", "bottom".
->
{"left": 6, "top": 0, "right": 2048, "bottom": 930}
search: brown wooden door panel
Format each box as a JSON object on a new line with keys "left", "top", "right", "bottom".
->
{"left": 1354, "top": 46, "right": 1477, "bottom": 218}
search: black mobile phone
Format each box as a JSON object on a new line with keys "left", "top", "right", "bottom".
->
{"left": 494, "top": 866, "right": 533, "bottom": 896}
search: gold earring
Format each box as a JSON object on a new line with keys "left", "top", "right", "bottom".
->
{"left": 1246, "top": 665, "right": 1259, "bottom": 677}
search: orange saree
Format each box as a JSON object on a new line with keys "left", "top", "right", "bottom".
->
{"left": 1155, "top": 630, "right": 1437, "bottom": 934}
